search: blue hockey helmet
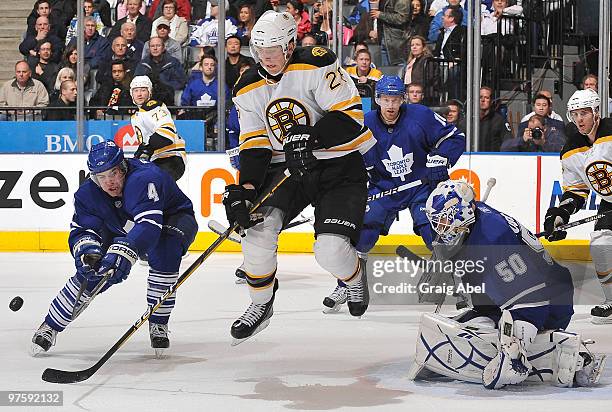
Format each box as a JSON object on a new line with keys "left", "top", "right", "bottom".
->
{"left": 375, "top": 75, "right": 406, "bottom": 99}
{"left": 87, "top": 141, "right": 125, "bottom": 175}
{"left": 425, "top": 180, "right": 476, "bottom": 243}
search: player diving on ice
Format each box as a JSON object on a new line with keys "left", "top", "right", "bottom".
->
{"left": 224, "top": 10, "right": 375, "bottom": 345}
{"left": 31, "top": 141, "right": 197, "bottom": 358}
{"left": 409, "top": 180, "right": 607, "bottom": 389}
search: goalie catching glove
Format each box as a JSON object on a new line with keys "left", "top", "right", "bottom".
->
{"left": 283, "top": 125, "right": 320, "bottom": 176}
{"left": 98, "top": 237, "right": 139, "bottom": 285}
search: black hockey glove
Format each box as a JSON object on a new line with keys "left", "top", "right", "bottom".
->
{"left": 283, "top": 125, "right": 320, "bottom": 176}
{"left": 426, "top": 151, "right": 450, "bottom": 189}
{"left": 222, "top": 184, "right": 263, "bottom": 230}
{"left": 543, "top": 206, "right": 571, "bottom": 241}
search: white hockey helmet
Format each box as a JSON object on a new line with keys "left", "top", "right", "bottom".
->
{"left": 425, "top": 180, "right": 476, "bottom": 243}
{"left": 566, "top": 88, "right": 600, "bottom": 123}
{"left": 130, "top": 75, "right": 153, "bottom": 103}
{"left": 249, "top": 11, "right": 297, "bottom": 72}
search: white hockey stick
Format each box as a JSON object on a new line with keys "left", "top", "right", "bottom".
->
{"left": 481, "top": 177, "right": 496, "bottom": 202}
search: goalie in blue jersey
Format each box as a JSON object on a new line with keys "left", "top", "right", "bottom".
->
{"left": 31, "top": 141, "right": 197, "bottom": 358}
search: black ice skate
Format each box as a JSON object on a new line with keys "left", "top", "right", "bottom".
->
{"left": 235, "top": 266, "right": 247, "bottom": 284}
{"left": 591, "top": 303, "right": 612, "bottom": 324}
{"left": 149, "top": 322, "right": 169, "bottom": 358}
{"left": 231, "top": 279, "right": 278, "bottom": 346}
{"left": 31, "top": 322, "right": 58, "bottom": 357}
{"left": 347, "top": 260, "right": 369, "bottom": 318}
{"left": 322, "top": 285, "right": 348, "bottom": 314}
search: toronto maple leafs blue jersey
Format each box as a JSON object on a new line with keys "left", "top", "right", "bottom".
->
{"left": 69, "top": 158, "right": 194, "bottom": 255}
{"left": 456, "top": 202, "right": 574, "bottom": 312}
{"left": 364, "top": 103, "right": 465, "bottom": 198}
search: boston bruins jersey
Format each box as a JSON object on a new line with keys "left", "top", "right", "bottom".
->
{"left": 232, "top": 46, "right": 375, "bottom": 167}
{"left": 345, "top": 66, "right": 384, "bottom": 83}
{"left": 560, "top": 118, "right": 612, "bottom": 203}
{"left": 131, "top": 100, "right": 186, "bottom": 163}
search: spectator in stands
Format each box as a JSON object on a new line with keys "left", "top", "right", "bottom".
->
{"left": 20, "top": 16, "right": 64, "bottom": 64}
{"left": 143, "top": 24, "right": 182, "bottom": 62}
{"left": 135, "top": 37, "right": 186, "bottom": 103}
{"left": 581, "top": 74, "right": 612, "bottom": 113}
{"left": 91, "top": 0, "right": 113, "bottom": 28}
{"left": 110, "top": 0, "right": 152, "bottom": 43}
{"left": 286, "top": 0, "right": 312, "bottom": 43}
{"left": 236, "top": 4, "right": 256, "bottom": 46}
{"left": 28, "top": 40, "right": 59, "bottom": 93}
{"left": 50, "top": 67, "right": 75, "bottom": 102}
{"left": 406, "top": 0, "right": 430, "bottom": 39}
{"left": 65, "top": 0, "right": 107, "bottom": 46}
{"left": 152, "top": 0, "right": 189, "bottom": 46}
{"left": 516, "top": 93, "right": 565, "bottom": 142}
{"left": 519, "top": 90, "right": 563, "bottom": 123}
{"left": 27, "top": 0, "right": 67, "bottom": 40}
{"left": 407, "top": 82, "right": 425, "bottom": 104}
{"left": 343, "top": 41, "right": 372, "bottom": 67}
{"left": 301, "top": 33, "right": 318, "bottom": 46}
{"left": 312, "top": 0, "right": 334, "bottom": 43}
{"left": 181, "top": 55, "right": 231, "bottom": 111}
{"left": 97, "top": 36, "right": 137, "bottom": 84}
{"left": 501, "top": 113, "right": 565, "bottom": 152}
{"left": 428, "top": 0, "right": 467, "bottom": 43}
{"left": 369, "top": 0, "right": 411, "bottom": 65}
{"left": 445, "top": 99, "right": 465, "bottom": 133}
{"left": 116, "top": 0, "right": 146, "bottom": 21}
{"left": 346, "top": 49, "right": 383, "bottom": 89}
{"left": 478, "top": 86, "right": 512, "bottom": 151}
{"left": 433, "top": 5, "right": 466, "bottom": 100}
{"left": 67, "top": 17, "right": 110, "bottom": 70}
{"left": 398, "top": 35, "right": 438, "bottom": 103}
{"left": 119, "top": 22, "right": 145, "bottom": 64}
{"left": 190, "top": 0, "right": 238, "bottom": 47}
{"left": 0, "top": 61, "right": 49, "bottom": 119}
{"left": 46, "top": 80, "right": 77, "bottom": 121}
{"left": 51, "top": 0, "right": 78, "bottom": 29}
{"left": 225, "top": 35, "right": 255, "bottom": 89}
{"left": 59, "top": 45, "right": 91, "bottom": 87}
{"left": 148, "top": 0, "right": 191, "bottom": 22}
{"left": 90, "top": 60, "right": 134, "bottom": 118}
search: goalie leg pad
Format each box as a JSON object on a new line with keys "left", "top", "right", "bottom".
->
{"left": 242, "top": 207, "right": 284, "bottom": 304}
{"left": 314, "top": 234, "right": 360, "bottom": 285}
{"left": 551, "top": 330, "right": 582, "bottom": 387}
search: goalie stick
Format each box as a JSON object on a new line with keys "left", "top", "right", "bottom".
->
{"left": 41, "top": 170, "right": 293, "bottom": 384}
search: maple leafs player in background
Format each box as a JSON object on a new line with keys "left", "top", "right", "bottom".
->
{"left": 224, "top": 10, "right": 376, "bottom": 344}
{"left": 31, "top": 141, "right": 197, "bottom": 358}
{"left": 322, "top": 76, "right": 465, "bottom": 313}
{"left": 542, "top": 89, "right": 612, "bottom": 324}
{"left": 130, "top": 75, "right": 187, "bottom": 181}
{"left": 419, "top": 180, "right": 606, "bottom": 389}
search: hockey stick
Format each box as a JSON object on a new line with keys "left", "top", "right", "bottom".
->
{"left": 71, "top": 254, "right": 102, "bottom": 320}
{"left": 367, "top": 178, "right": 424, "bottom": 202}
{"left": 71, "top": 270, "right": 113, "bottom": 321}
{"left": 41, "top": 170, "right": 292, "bottom": 384}
{"left": 480, "top": 178, "right": 496, "bottom": 202}
{"left": 535, "top": 209, "right": 612, "bottom": 238}
{"left": 208, "top": 214, "right": 315, "bottom": 244}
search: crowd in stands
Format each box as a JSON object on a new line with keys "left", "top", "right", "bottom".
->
{"left": 0, "top": 0, "right": 607, "bottom": 153}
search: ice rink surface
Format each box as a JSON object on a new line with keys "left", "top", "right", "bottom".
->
{"left": 2, "top": 252, "right": 611, "bottom": 412}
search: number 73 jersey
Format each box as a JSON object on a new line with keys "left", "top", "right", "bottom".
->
{"left": 232, "top": 46, "right": 375, "bottom": 163}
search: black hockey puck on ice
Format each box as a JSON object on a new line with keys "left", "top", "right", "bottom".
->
{"left": 9, "top": 296, "right": 23, "bottom": 312}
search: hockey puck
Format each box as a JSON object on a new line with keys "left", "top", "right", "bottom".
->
{"left": 9, "top": 296, "right": 23, "bottom": 312}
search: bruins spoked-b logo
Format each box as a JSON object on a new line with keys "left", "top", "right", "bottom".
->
{"left": 586, "top": 161, "right": 612, "bottom": 196}
{"left": 266, "top": 98, "right": 311, "bottom": 144}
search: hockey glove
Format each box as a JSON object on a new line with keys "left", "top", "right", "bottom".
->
{"left": 426, "top": 152, "right": 450, "bottom": 189}
{"left": 283, "top": 125, "right": 320, "bottom": 176}
{"left": 98, "top": 237, "right": 139, "bottom": 285}
{"left": 222, "top": 184, "right": 263, "bottom": 230}
{"left": 73, "top": 236, "right": 103, "bottom": 281}
{"left": 543, "top": 206, "right": 571, "bottom": 241}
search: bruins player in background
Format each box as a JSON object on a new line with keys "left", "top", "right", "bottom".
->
{"left": 223, "top": 10, "right": 376, "bottom": 345}
{"left": 543, "top": 89, "right": 612, "bottom": 324}
{"left": 130, "top": 75, "right": 186, "bottom": 181}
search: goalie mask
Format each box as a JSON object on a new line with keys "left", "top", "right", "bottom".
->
{"left": 425, "top": 180, "right": 476, "bottom": 243}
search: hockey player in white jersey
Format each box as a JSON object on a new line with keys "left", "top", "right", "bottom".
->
{"left": 542, "top": 89, "right": 612, "bottom": 323}
{"left": 223, "top": 10, "right": 376, "bottom": 344}
{"left": 130, "top": 75, "right": 186, "bottom": 181}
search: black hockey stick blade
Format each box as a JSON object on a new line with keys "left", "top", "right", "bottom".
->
{"left": 41, "top": 171, "right": 292, "bottom": 384}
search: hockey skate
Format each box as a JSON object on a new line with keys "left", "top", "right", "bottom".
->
{"left": 590, "top": 303, "right": 612, "bottom": 324}
{"left": 322, "top": 285, "right": 348, "bottom": 314}
{"left": 235, "top": 266, "right": 247, "bottom": 284}
{"left": 149, "top": 322, "right": 169, "bottom": 358}
{"left": 231, "top": 279, "right": 278, "bottom": 346}
{"left": 346, "top": 260, "right": 369, "bottom": 318}
{"left": 31, "top": 322, "right": 58, "bottom": 357}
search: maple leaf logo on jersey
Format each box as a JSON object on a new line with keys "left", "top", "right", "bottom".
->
{"left": 381, "top": 145, "right": 413, "bottom": 181}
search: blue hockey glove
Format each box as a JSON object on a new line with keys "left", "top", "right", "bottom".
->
{"left": 426, "top": 152, "right": 450, "bottom": 189}
{"left": 283, "top": 125, "right": 320, "bottom": 176}
{"left": 73, "top": 236, "right": 102, "bottom": 281}
{"left": 222, "top": 184, "right": 262, "bottom": 230}
{"left": 98, "top": 237, "right": 139, "bottom": 285}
